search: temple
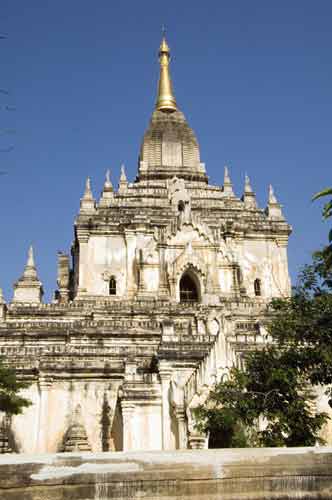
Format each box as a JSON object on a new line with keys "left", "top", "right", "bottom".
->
{"left": 0, "top": 37, "right": 297, "bottom": 453}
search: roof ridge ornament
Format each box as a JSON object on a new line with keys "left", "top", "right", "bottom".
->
{"left": 155, "top": 34, "right": 177, "bottom": 112}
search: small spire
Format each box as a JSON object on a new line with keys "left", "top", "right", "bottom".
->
{"left": 242, "top": 174, "right": 257, "bottom": 209}
{"left": 83, "top": 177, "right": 93, "bottom": 199}
{"left": 23, "top": 245, "right": 38, "bottom": 280}
{"left": 155, "top": 35, "right": 177, "bottom": 113}
{"left": 118, "top": 164, "right": 128, "bottom": 193}
{"left": 80, "top": 177, "right": 96, "bottom": 213}
{"left": 0, "top": 288, "right": 4, "bottom": 304}
{"left": 244, "top": 174, "right": 253, "bottom": 193}
{"left": 223, "top": 165, "right": 235, "bottom": 197}
{"left": 269, "top": 184, "right": 278, "bottom": 204}
{"left": 13, "top": 246, "right": 43, "bottom": 303}
{"left": 99, "top": 170, "right": 114, "bottom": 207}
{"left": 105, "top": 169, "right": 113, "bottom": 189}
{"left": 120, "top": 164, "right": 127, "bottom": 183}
{"left": 266, "top": 184, "right": 284, "bottom": 219}
{"left": 27, "top": 245, "right": 35, "bottom": 267}
{"left": 224, "top": 166, "right": 231, "bottom": 184}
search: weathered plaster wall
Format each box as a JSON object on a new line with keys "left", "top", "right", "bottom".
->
{"left": 128, "top": 405, "right": 162, "bottom": 451}
{"left": 84, "top": 236, "right": 128, "bottom": 296}
{"left": 9, "top": 381, "right": 120, "bottom": 454}
{"left": 240, "top": 238, "right": 291, "bottom": 299}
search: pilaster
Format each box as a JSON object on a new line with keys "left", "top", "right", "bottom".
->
{"left": 76, "top": 229, "right": 89, "bottom": 296}
{"left": 121, "top": 402, "right": 135, "bottom": 451}
{"left": 124, "top": 230, "right": 136, "bottom": 298}
{"left": 174, "top": 406, "right": 187, "bottom": 449}
{"left": 159, "top": 361, "right": 173, "bottom": 450}
{"left": 37, "top": 375, "right": 53, "bottom": 453}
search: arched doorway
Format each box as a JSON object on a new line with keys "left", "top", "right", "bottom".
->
{"left": 254, "top": 278, "right": 262, "bottom": 296}
{"left": 109, "top": 276, "right": 116, "bottom": 295}
{"left": 179, "top": 272, "right": 199, "bottom": 303}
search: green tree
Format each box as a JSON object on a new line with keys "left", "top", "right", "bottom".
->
{"left": 0, "top": 361, "right": 31, "bottom": 416}
{"left": 194, "top": 192, "right": 332, "bottom": 448}
{"left": 312, "top": 187, "right": 332, "bottom": 280}
{"left": 194, "top": 320, "right": 329, "bottom": 447}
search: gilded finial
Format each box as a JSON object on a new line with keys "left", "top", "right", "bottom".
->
{"left": 155, "top": 33, "right": 177, "bottom": 112}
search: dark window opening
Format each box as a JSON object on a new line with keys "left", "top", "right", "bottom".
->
{"left": 178, "top": 200, "right": 185, "bottom": 212}
{"left": 109, "top": 276, "right": 116, "bottom": 295}
{"left": 254, "top": 278, "right": 261, "bottom": 297}
{"left": 180, "top": 273, "right": 199, "bottom": 303}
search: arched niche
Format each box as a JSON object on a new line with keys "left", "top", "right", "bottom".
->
{"left": 179, "top": 270, "right": 200, "bottom": 303}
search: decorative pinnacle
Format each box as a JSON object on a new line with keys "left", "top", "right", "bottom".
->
{"left": 223, "top": 165, "right": 235, "bottom": 197}
{"left": 22, "top": 245, "right": 39, "bottom": 281}
{"left": 83, "top": 177, "right": 93, "bottom": 199}
{"left": 244, "top": 174, "right": 253, "bottom": 193}
{"left": 120, "top": 164, "right": 127, "bottom": 182}
{"left": 0, "top": 288, "right": 4, "bottom": 304}
{"left": 80, "top": 177, "right": 95, "bottom": 213}
{"left": 27, "top": 245, "right": 35, "bottom": 267}
{"left": 243, "top": 174, "right": 257, "bottom": 208}
{"left": 118, "top": 164, "right": 128, "bottom": 194}
{"left": 155, "top": 35, "right": 177, "bottom": 112}
{"left": 269, "top": 184, "right": 278, "bottom": 204}
{"left": 104, "top": 169, "right": 113, "bottom": 190}
{"left": 224, "top": 166, "right": 231, "bottom": 184}
{"left": 99, "top": 169, "right": 114, "bottom": 207}
{"left": 266, "top": 184, "right": 284, "bottom": 219}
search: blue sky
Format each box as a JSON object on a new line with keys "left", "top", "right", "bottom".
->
{"left": 1, "top": 1, "right": 331, "bottom": 301}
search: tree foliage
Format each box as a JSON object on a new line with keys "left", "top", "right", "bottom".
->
{"left": 194, "top": 329, "right": 329, "bottom": 447}
{"left": 194, "top": 190, "right": 332, "bottom": 448}
{"left": 0, "top": 361, "right": 31, "bottom": 415}
{"left": 313, "top": 187, "right": 332, "bottom": 272}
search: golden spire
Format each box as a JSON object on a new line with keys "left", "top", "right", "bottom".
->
{"left": 155, "top": 35, "right": 177, "bottom": 112}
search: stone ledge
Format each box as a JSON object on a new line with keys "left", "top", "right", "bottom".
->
{"left": 0, "top": 447, "right": 332, "bottom": 499}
